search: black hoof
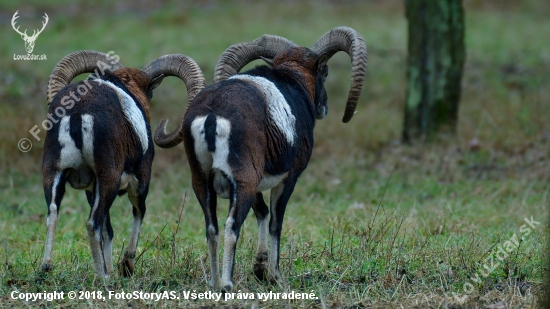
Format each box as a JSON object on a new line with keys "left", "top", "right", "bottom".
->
{"left": 253, "top": 263, "right": 268, "bottom": 281}
{"left": 253, "top": 252, "right": 269, "bottom": 281}
{"left": 221, "top": 284, "right": 233, "bottom": 293}
{"left": 41, "top": 263, "right": 53, "bottom": 272}
{"left": 118, "top": 260, "right": 134, "bottom": 277}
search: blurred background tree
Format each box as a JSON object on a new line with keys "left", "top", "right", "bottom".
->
{"left": 403, "top": 0, "right": 466, "bottom": 143}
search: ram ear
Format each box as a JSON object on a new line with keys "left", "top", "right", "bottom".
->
{"left": 317, "top": 53, "right": 330, "bottom": 69}
{"left": 260, "top": 56, "right": 274, "bottom": 67}
{"left": 317, "top": 53, "right": 330, "bottom": 82}
{"left": 147, "top": 74, "right": 165, "bottom": 99}
{"left": 150, "top": 74, "right": 165, "bottom": 90}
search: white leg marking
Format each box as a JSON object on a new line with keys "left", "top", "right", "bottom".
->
{"left": 269, "top": 234, "right": 280, "bottom": 278}
{"left": 126, "top": 194, "right": 142, "bottom": 255}
{"left": 207, "top": 224, "right": 220, "bottom": 288}
{"left": 127, "top": 216, "right": 142, "bottom": 254}
{"left": 229, "top": 75, "right": 296, "bottom": 145}
{"left": 42, "top": 173, "right": 62, "bottom": 269}
{"left": 93, "top": 80, "right": 149, "bottom": 154}
{"left": 123, "top": 177, "right": 140, "bottom": 257}
{"left": 257, "top": 215, "right": 269, "bottom": 256}
{"left": 221, "top": 216, "right": 237, "bottom": 291}
{"left": 102, "top": 220, "right": 113, "bottom": 275}
{"left": 58, "top": 116, "right": 83, "bottom": 169}
{"left": 268, "top": 183, "right": 285, "bottom": 281}
{"left": 86, "top": 182, "right": 106, "bottom": 277}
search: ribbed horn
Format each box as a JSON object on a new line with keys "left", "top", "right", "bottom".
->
{"left": 153, "top": 118, "right": 185, "bottom": 149}
{"left": 47, "top": 50, "right": 122, "bottom": 103}
{"left": 311, "top": 26, "right": 367, "bottom": 123}
{"left": 142, "top": 54, "right": 206, "bottom": 148}
{"left": 142, "top": 54, "right": 205, "bottom": 103}
{"left": 214, "top": 35, "right": 298, "bottom": 83}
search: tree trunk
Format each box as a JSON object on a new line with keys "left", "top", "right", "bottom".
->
{"left": 403, "top": 0, "right": 466, "bottom": 143}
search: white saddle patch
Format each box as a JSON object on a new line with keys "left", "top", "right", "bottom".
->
{"left": 229, "top": 75, "right": 296, "bottom": 145}
{"left": 94, "top": 79, "right": 149, "bottom": 154}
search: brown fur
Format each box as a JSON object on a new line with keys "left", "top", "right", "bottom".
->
{"left": 113, "top": 68, "right": 152, "bottom": 122}
{"left": 273, "top": 47, "right": 318, "bottom": 103}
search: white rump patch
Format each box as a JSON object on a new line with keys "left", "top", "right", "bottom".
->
{"left": 94, "top": 80, "right": 149, "bottom": 153}
{"left": 58, "top": 116, "right": 83, "bottom": 169}
{"left": 191, "top": 115, "right": 233, "bottom": 179}
{"left": 190, "top": 116, "right": 212, "bottom": 172}
{"left": 211, "top": 117, "right": 232, "bottom": 177}
{"left": 229, "top": 75, "right": 296, "bottom": 145}
{"left": 81, "top": 114, "right": 95, "bottom": 168}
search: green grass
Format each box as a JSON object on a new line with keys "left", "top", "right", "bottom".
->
{"left": 1, "top": 1, "right": 549, "bottom": 308}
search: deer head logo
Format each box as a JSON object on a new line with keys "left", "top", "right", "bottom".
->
{"left": 11, "top": 11, "right": 49, "bottom": 54}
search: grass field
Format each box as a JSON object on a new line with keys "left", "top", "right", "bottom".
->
{"left": 1, "top": 0, "right": 549, "bottom": 308}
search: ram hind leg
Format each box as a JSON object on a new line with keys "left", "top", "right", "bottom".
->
{"left": 252, "top": 192, "right": 270, "bottom": 281}
{"left": 192, "top": 174, "right": 220, "bottom": 289}
{"left": 86, "top": 178, "right": 118, "bottom": 278}
{"left": 102, "top": 213, "right": 114, "bottom": 275}
{"left": 86, "top": 188, "right": 113, "bottom": 275}
{"left": 41, "top": 171, "right": 67, "bottom": 272}
{"left": 220, "top": 187, "right": 256, "bottom": 292}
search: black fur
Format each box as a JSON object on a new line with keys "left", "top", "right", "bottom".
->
{"left": 204, "top": 113, "right": 217, "bottom": 152}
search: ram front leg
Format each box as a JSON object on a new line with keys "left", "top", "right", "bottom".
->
{"left": 119, "top": 192, "right": 146, "bottom": 277}
{"left": 267, "top": 179, "right": 297, "bottom": 286}
{"left": 191, "top": 175, "right": 220, "bottom": 289}
{"left": 252, "top": 192, "right": 270, "bottom": 281}
{"left": 86, "top": 178, "right": 118, "bottom": 279}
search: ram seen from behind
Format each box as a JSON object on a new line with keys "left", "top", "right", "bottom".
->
{"left": 155, "top": 26, "right": 367, "bottom": 291}
{"left": 41, "top": 51, "right": 205, "bottom": 278}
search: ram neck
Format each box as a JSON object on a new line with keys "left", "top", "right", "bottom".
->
{"left": 280, "top": 69, "right": 316, "bottom": 105}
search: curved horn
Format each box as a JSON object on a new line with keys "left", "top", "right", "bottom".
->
{"left": 311, "top": 26, "right": 367, "bottom": 123}
{"left": 153, "top": 118, "right": 185, "bottom": 149}
{"left": 142, "top": 54, "right": 206, "bottom": 148}
{"left": 214, "top": 34, "right": 298, "bottom": 83}
{"left": 142, "top": 54, "right": 205, "bottom": 103}
{"left": 47, "top": 50, "right": 122, "bottom": 103}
